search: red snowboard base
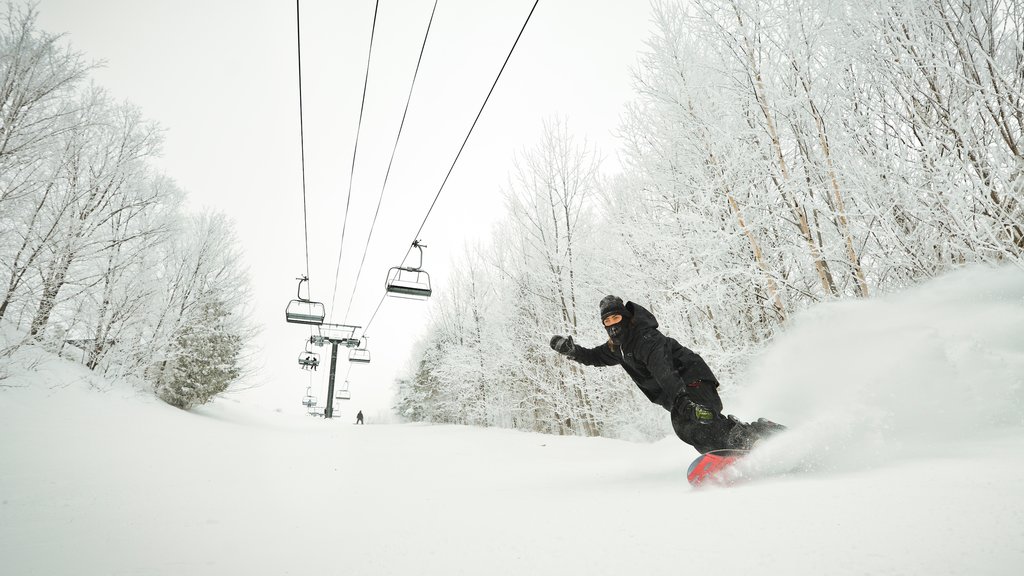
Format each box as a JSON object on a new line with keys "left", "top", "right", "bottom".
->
{"left": 687, "top": 449, "right": 750, "bottom": 487}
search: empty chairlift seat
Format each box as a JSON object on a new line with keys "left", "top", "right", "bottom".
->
{"left": 286, "top": 299, "right": 326, "bottom": 325}
{"left": 349, "top": 348, "right": 371, "bottom": 364}
{"left": 385, "top": 266, "right": 432, "bottom": 299}
{"left": 285, "top": 275, "right": 326, "bottom": 325}
{"left": 385, "top": 240, "right": 431, "bottom": 299}
{"left": 336, "top": 382, "right": 352, "bottom": 401}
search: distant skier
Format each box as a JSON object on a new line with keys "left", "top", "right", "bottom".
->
{"left": 355, "top": 410, "right": 364, "bottom": 425}
{"left": 549, "top": 296, "right": 785, "bottom": 454}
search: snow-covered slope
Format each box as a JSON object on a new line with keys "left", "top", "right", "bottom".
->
{"left": 2, "top": 265, "right": 1022, "bottom": 576}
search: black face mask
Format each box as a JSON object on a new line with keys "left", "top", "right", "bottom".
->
{"left": 605, "top": 320, "right": 627, "bottom": 345}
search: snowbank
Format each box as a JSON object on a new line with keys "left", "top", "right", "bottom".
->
{"left": 731, "top": 264, "right": 1024, "bottom": 474}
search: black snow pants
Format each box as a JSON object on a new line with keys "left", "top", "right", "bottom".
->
{"left": 669, "top": 380, "right": 737, "bottom": 454}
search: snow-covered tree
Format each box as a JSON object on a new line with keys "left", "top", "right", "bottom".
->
{"left": 0, "top": 4, "right": 90, "bottom": 325}
{"left": 26, "top": 91, "right": 161, "bottom": 340}
{"left": 75, "top": 174, "right": 183, "bottom": 373}
{"left": 148, "top": 211, "right": 253, "bottom": 407}
{"left": 0, "top": 4, "right": 90, "bottom": 186}
{"left": 157, "top": 297, "right": 242, "bottom": 410}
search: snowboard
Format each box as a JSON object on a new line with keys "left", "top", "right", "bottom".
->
{"left": 686, "top": 448, "right": 750, "bottom": 487}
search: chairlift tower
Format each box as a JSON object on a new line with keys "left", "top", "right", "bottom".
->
{"left": 313, "top": 323, "right": 361, "bottom": 419}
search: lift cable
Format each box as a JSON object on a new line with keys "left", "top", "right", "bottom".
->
{"left": 400, "top": 0, "right": 540, "bottom": 270}
{"left": 292, "top": 1, "right": 324, "bottom": 341}
{"left": 362, "top": 0, "right": 541, "bottom": 336}
{"left": 329, "top": 0, "right": 382, "bottom": 320}
{"left": 295, "top": 0, "right": 312, "bottom": 283}
{"left": 342, "top": 0, "right": 439, "bottom": 326}
{"left": 361, "top": 292, "right": 387, "bottom": 338}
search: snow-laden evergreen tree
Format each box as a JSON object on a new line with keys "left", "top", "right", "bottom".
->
{"left": 157, "top": 298, "right": 242, "bottom": 410}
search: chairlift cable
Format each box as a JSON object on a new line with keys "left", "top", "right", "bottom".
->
{"left": 329, "top": 0, "right": 382, "bottom": 320}
{"left": 399, "top": 0, "right": 540, "bottom": 268}
{"left": 295, "top": 2, "right": 316, "bottom": 343}
{"left": 295, "top": 0, "right": 312, "bottom": 283}
{"left": 362, "top": 292, "right": 387, "bottom": 337}
{"left": 342, "top": 0, "right": 439, "bottom": 325}
{"left": 363, "top": 0, "right": 540, "bottom": 335}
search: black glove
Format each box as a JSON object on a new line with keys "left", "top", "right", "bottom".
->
{"left": 549, "top": 335, "right": 576, "bottom": 357}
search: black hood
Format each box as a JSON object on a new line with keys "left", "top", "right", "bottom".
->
{"left": 624, "top": 301, "right": 658, "bottom": 333}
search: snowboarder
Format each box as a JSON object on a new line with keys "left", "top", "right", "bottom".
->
{"left": 549, "top": 295, "right": 785, "bottom": 454}
{"left": 355, "top": 410, "right": 364, "bottom": 425}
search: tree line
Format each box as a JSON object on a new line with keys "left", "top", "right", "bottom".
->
{"left": 395, "top": 0, "right": 1023, "bottom": 439}
{"left": 0, "top": 5, "right": 252, "bottom": 408}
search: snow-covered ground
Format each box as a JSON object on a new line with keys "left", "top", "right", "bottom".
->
{"left": 2, "top": 265, "right": 1023, "bottom": 576}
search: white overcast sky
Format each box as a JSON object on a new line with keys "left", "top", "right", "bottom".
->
{"left": 35, "top": 0, "right": 655, "bottom": 416}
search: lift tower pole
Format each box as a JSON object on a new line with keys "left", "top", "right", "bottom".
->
{"left": 313, "top": 323, "right": 360, "bottom": 419}
{"left": 325, "top": 341, "right": 340, "bottom": 419}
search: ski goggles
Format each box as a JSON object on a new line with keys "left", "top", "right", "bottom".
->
{"left": 602, "top": 314, "right": 623, "bottom": 327}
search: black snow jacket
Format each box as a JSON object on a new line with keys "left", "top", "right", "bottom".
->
{"left": 571, "top": 302, "right": 718, "bottom": 411}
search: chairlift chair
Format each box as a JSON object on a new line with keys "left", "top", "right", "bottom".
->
{"left": 298, "top": 339, "right": 320, "bottom": 370}
{"left": 302, "top": 395, "right": 317, "bottom": 407}
{"left": 385, "top": 240, "right": 432, "bottom": 299}
{"left": 336, "top": 381, "right": 352, "bottom": 401}
{"left": 298, "top": 351, "right": 320, "bottom": 370}
{"left": 385, "top": 267, "right": 432, "bottom": 299}
{"left": 349, "top": 338, "right": 371, "bottom": 364}
{"left": 285, "top": 275, "right": 326, "bottom": 325}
